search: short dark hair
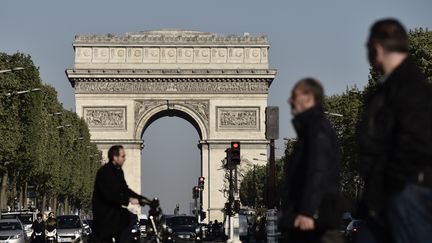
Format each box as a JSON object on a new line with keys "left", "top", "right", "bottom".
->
{"left": 108, "top": 145, "right": 124, "bottom": 163}
{"left": 294, "top": 78, "right": 324, "bottom": 105}
{"left": 368, "top": 18, "right": 408, "bottom": 53}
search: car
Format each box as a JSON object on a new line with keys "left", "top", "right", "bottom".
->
{"left": 162, "top": 215, "right": 202, "bottom": 242}
{"left": 344, "top": 219, "right": 366, "bottom": 243}
{"left": 137, "top": 214, "right": 148, "bottom": 239}
{"left": 1, "top": 210, "right": 37, "bottom": 239}
{"left": 340, "top": 212, "right": 353, "bottom": 233}
{"left": 56, "top": 215, "right": 88, "bottom": 243}
{"left": 0, "top": 219, "right": 26, "bottom": 243}
{"left": 82, "top": 219, "right": 93, "bottom": 243}
{"left": 239, "top": 213, "right": 253, "bottom": 242}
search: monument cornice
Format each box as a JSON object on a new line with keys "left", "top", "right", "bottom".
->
{"left": 66, "top": 68, "right": 276, "bottom": 77}
{"left": 74, "top": 30, "right": 269, "bottom": 46}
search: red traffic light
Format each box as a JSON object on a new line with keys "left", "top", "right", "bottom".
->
{"left": 199, "top": 176, "right": 205, "bottom": 182}
{"left": 232, "top": 142, "right": 239, "bottom": 149}
{"left": 194, "top": 186, "right": 200, "bottom": 191}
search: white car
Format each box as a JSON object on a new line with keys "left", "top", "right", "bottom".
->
{"left": 0, "top": 219, "right": 26, "bottom": 243}
{"left": 56, "top": 215, "right": 87, "bottom": 243}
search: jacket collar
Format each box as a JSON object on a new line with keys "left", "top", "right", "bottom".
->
{"left": 381, "top": 56, "right": 411, "bottom": 85}
{"left": 108, "top": 161, "right": 121, "bottom": 170}
{"left": 292, "top": 105, "right": 324, "bottom": 135}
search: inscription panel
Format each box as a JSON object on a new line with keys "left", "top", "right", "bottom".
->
{"left": 217, "top": 107, "right": 260, "bottom": 130}
{"left": 127, "top": 48, "right": 144, "bottom": 63}
{"left": 83, "top": 107, "right": 126, "bottom": 130}
{"left": 143, "top": 48, "right": 160, "bottom": 63}
{"left": 75, "top": 47, "right": 92, "bottom": 63}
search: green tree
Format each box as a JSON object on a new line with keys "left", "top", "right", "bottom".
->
{"left": 0, "top": 52, "right": 102, "bottom": 213}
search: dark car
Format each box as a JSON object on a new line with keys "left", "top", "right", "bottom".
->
{"left": 162, "top": 215, "right": 202, "bottom": 242}
{"left": 138, "top": 218, "right": 147, "bottom": 239}
{"left": 82, "top": 219, "right": 93, "bottom": 243}
{"left": 344, "top": 219, "right": 366, "bottom": 243}
{"left": 130, "top": 215, "right": 140, "bottom": 243}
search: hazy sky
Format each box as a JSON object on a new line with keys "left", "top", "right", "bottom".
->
{"left": 1, "top": 0, "right": 431, "bottom": 214}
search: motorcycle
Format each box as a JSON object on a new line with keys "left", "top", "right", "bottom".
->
{"left": 31, "top": 231, "right": 44, "bottom": 243}
{"left": 138, "top": 197, "right": 164, "bottom": 243}
{"left": 45, "top": 228, "right": 57, "bottom": 243}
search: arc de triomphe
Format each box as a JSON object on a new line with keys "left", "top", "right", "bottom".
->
{"left": 66, "top": 30, "right": 277, "bottom": 221}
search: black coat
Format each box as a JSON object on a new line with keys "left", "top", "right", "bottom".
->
{"left": 358, "top": 57, "right": 432, "bottom": 216}
{"left": 92, "top": 162, "right": 141, "bottom": 238}
{"left": 281, "top": 105, "right": 341, "bottom": 230}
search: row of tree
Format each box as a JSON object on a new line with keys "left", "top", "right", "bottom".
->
{"left": 0, "top": 53, "right": 102, "bottom": 214}
{"left": 240, "top": 28, "right": 432, "bottom": 209}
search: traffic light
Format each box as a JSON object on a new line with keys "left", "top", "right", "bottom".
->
{"left": 224, "top": 202, "right": 232, "bottom": 216}
{"left": 234, "top": 200, "right": 241, "bottom": 214}
{"left": 200, "top": 211, "right": 206, "bottom": 221}
{"left": 231, "top": 142, "right": 241, "bottom": 165}
{"left": 192, "top": 186, "right": 200, "bottom": 199}
{"left": 198, "top": 177, "right": 205, "bottom": 190}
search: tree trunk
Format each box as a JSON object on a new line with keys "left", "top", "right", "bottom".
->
{"left": 64, "top": 197, "right": 69, "bottom": 214}
{"left": 42, "top": 193, "right": 47, "bottom": 213}
{"left": 23, "top": 182, "right": 28, "bottom": 209}
{"left": 0, "top": 173, "right": 8, "bottom": 211}
{"left": 52, "top": 196, "right": 57, "bottom": 215}
{"left": 18, "top": 187, "right": 23, "bottom": 210}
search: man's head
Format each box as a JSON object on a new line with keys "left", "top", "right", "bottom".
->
{"left": 37, "top": 213, "right": 42, "bottom": 221}
{"left": 367, "top": 19, "right": 409, "bottom": 74}
{"left": 289, "top": 78, "right": 324, "bottom": 116}
{"left": 108, "top": 145, "right": 126, "bottom": 167}
{"left": 48, "top": 212, "right": 54, "bottom": 218}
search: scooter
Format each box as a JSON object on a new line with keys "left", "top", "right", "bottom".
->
{"left": 138, "top": 197, "right": 163, "bottom": 243}
{"left": 45, "top": 228, "right": 57, "bottom": 243}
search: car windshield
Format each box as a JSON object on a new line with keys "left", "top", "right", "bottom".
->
{"left": 353, "top": 220, "right": 366, "bottom": 227}
{"left": 167, "top": 217, "right": 197, "bottom": 226}
{"left": 0, "top": 222, "right": 22, "bottom": 231}
{"left": 139, "top": 219, "right": 147, "bottom": 225}
{"left": 1, "top": 214, "right": 33, "bottom": 225}
{"left": 57, "top": 217, "right": 81, "bottom": 229}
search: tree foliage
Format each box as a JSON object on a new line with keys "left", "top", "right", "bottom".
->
{"left": 240, "top": 28, "right": 432, "bottom": 209}
{"left": 0, "top": 52, "right": 101, "bottom": 213}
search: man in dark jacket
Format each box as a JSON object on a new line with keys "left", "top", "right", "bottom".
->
{"left": 282, "top": 78, "right": 342, "bottom": 243}
{"left": 92, "top": 145, "right": 144, "bottom": 243}
{"left": 357, "top": 19, "right": 432, "bottom": 243}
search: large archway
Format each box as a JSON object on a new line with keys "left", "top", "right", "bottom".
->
{"left": 66, "top": 30, "right": 277, "bottom": 221}
{"left": 140, "top": 110, "right": 201, "bottom": 215}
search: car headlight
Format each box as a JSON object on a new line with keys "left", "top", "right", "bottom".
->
{"left": 11, "top": 233, "right": 23, "bottom": 239}
{"left": 167, "top": 227, "right": 173, "bottom": 233}
{"left": 131, "top": 229, "right": 138, "bottom": 233}
{"left": 195, "top": 227, "right": 201, "bottom": 234}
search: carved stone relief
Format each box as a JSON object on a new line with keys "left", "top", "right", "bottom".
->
{"left": 75, "top": 81, "right": 268, "bottom": 94}
{"left": 217, "top": 107, "right": 260, "bottom": 130}
{"left": 84, "top": 107, "right": 126, "bottom": 129}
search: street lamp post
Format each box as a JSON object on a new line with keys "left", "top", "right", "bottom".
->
{"left": 324, "top": 111, "right": 344, "bottom": 117}
{"left": 0, "top": 67, "right": 24, "bottom": 74}
{"left": 5, "top": 88, "right": 41, "bottom": 97}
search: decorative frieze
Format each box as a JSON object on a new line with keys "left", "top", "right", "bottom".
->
{"left": 217, "top": 107, "right": 260, "bottom": 130}
{"left": 74, "top": 81, "right": 269, "bottom": 94}
{"left": 75, "top": 47, "right": 266, "bottom": 65}
{"left": 83, "top": 107, "right": 126, "bottom": 130}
